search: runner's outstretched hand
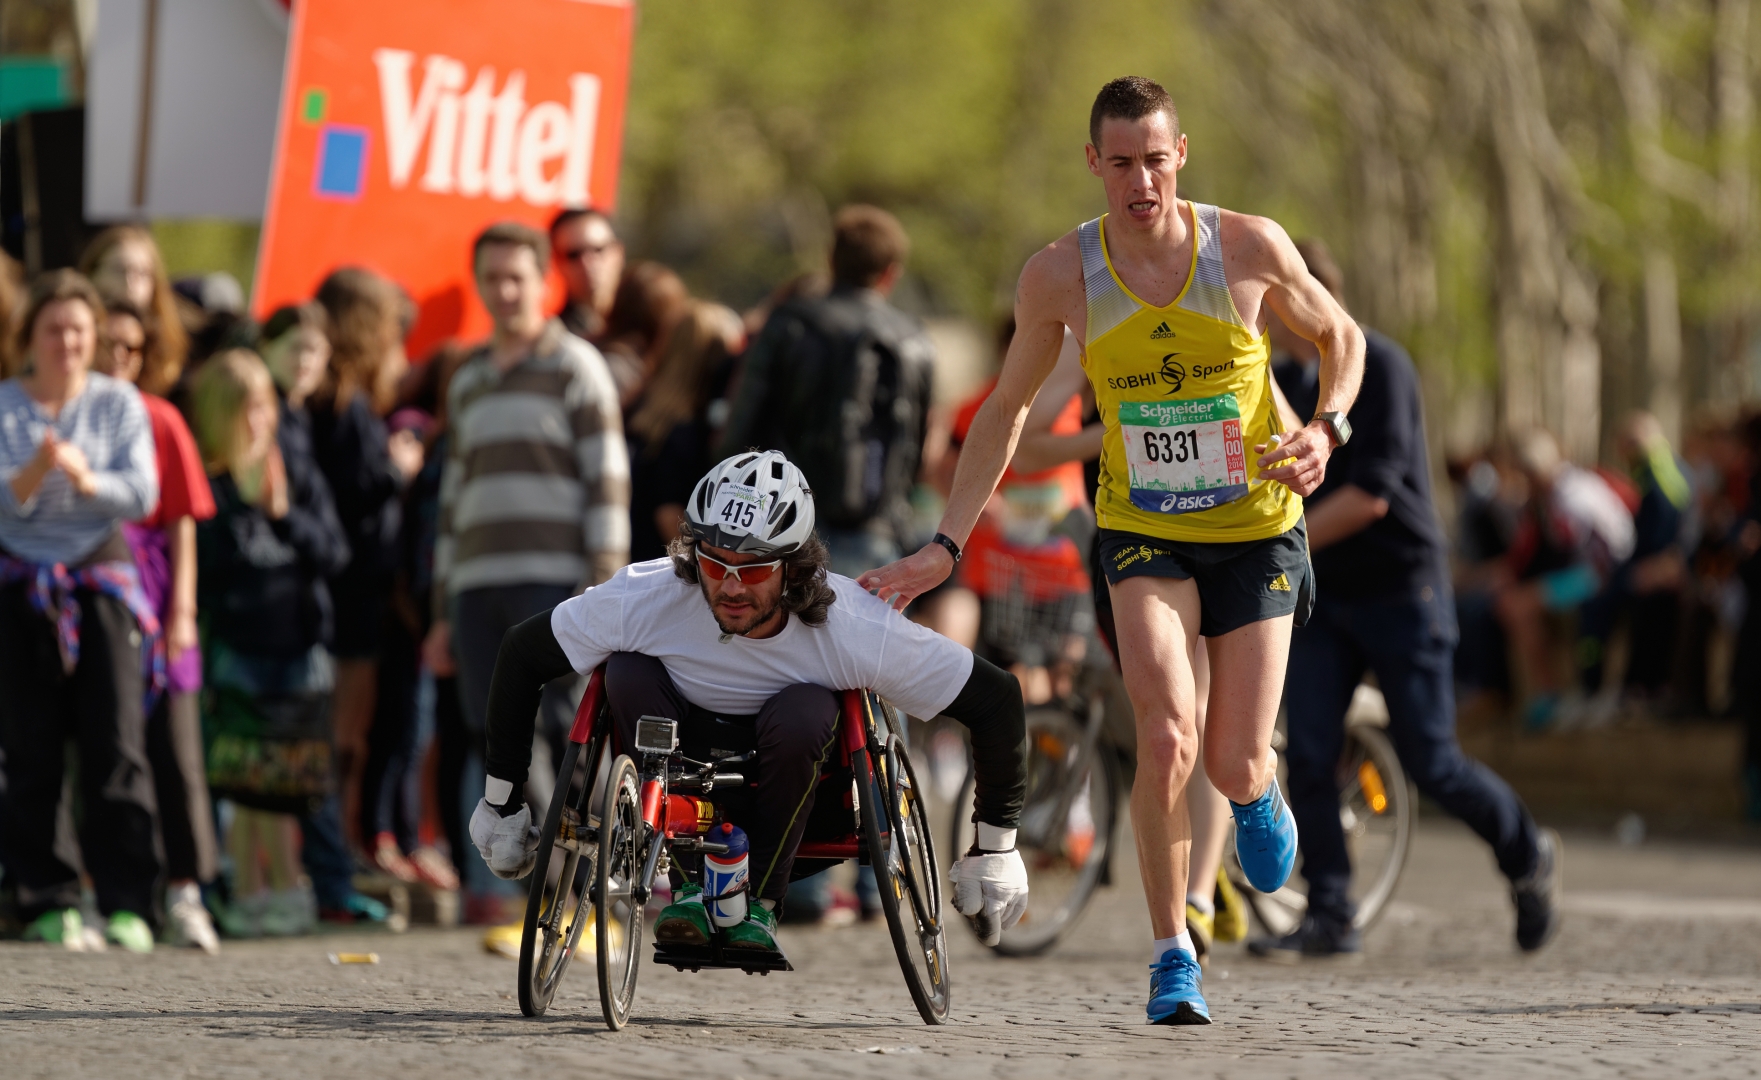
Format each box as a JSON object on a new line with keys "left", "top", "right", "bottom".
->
{"left": 1256, "top": 421, "right": 1333, "bottom": 498}
{"left": 857, "top": 543, "right": 954, "bottom": 611}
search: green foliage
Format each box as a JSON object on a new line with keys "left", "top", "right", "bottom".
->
{"left": 151, "top": 221, "right": 261, "bottom": 297}
{"left": 623, "top": 0, "right": 1235, "bottom": 319}
{"left": 622, "top": 0, "right": 1761, "bottom": 454}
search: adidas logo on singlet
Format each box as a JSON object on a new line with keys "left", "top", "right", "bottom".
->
{"left": 1149, "top": 321, "right": 1176, "bottom": 340}
{"left": 1268, "top": 573, "right": 1291, "bottom": 593}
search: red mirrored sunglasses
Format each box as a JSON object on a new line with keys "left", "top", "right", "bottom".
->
{"left": 695, "top": 550, "right": 783, "bottom": 585}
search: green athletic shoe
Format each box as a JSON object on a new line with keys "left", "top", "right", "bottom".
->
{"left": 23, "top": 908, "right": 84, "bottom": 947}
{"left": 653, "top": 883, "right": 710, "bottom": 945}
{"left": 105, "top": 910, "right": 155, "bottom": 954}
{"left": 725, "top": 903, "right": 782, "bottom": 952}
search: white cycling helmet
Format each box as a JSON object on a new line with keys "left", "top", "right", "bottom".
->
{"left": 683, "top": 450, "right": 816, "bottom": 556}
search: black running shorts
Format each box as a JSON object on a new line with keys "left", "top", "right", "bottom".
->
{"left": 1096, "top": 520, "right": 1315, "bottom": 638}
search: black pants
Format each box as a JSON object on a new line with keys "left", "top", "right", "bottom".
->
{"left": 604, "top": 653, "right": 838, "bottom": 903}
{"left": 145, "top": 690, "right": 218, "bottom": 883}
{"left": 433, "top": 674, "right": 469, "bottom": 879}
{"left": 361, "top": 611, "right": 421, "bottom": 851}
{"left": 0, "top": 584, "right": 161, "bottom": 921}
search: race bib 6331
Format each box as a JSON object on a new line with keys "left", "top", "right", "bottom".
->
{"left": 1119, "top": 394, "right": 1248, "bottom": 515}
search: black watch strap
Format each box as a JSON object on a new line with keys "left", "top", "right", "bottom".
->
{"left": 931, "top": 532, "right": 963, "bottom": 564}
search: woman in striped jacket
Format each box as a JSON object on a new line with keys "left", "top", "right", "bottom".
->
{"left": 0, "top": 270, "right": 162, "bottom": 953}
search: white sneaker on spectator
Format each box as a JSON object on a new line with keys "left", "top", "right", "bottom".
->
{"left": 261, "top": 885, "right": 317, "bottom": 937}
{"left": 165, "top": 882, "right": 221, "bottom": 954}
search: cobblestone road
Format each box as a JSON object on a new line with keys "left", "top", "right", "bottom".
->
{"left": 6, "top": 818, "right": 1761, "bottom": 1079}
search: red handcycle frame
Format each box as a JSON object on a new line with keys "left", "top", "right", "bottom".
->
{"left": 565, "top": 665, "right": 873, "bottom": 860}
{"left": 519, "top": 661, "right": 949, "bottom": 1028}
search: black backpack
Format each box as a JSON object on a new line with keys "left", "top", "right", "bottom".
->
{"left": 770, "top": 295, "right": 934, "bottom": 533}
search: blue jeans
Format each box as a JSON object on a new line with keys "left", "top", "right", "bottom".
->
{"left": 1284, "top": 583, "right": 1539, "bottom": 923}
{"left": 299, "top": 793, "right": 358, "bottom": 911}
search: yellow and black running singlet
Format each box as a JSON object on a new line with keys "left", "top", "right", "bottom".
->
{"left": 1080, "top": 203, "right": 1302, "bottom": 543}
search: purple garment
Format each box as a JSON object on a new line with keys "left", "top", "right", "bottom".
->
{"left": 124, "top": 522, "right": 203, "bottom": 693}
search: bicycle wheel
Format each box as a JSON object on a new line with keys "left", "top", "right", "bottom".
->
{"left": 517, "top": 734, "right": 600, "bottom": 1017}
{"left": 1236, "top": 723, "right": 1415, "bottom": 936}
{"left": 862, "top": 718, "right": 951, "bottom": 1024}
{"left": 595, "top": 755, "right": 643, "bottom": 1030}
{"left": 949, "top": 704, "right": 1116, "bottom": 956}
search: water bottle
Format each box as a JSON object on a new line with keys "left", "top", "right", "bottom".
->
{"left": 702, "top": 822, "right": 750, "bottom": 928}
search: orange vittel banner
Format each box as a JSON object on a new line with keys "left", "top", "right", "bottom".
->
{"left": 253, "top": 0, "right": 633, "bottom": 357}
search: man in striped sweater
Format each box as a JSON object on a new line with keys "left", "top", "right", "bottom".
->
{"left": 423, "top": 221, "right": 629, "bottom": 911}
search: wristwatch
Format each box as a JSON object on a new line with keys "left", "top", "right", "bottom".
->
{"left": 930, "top": 532, "right": 963, "bottom": 565}
{"left": 1315, "top": 411, "right": 1352, "bottom": 448}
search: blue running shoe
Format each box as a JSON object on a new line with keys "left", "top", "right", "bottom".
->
{"left": 1231, "top": 777, "right": 1298, "bottom": 894}
{"left": 1147, "top": 948, "right": 1211, "bottom": 1025}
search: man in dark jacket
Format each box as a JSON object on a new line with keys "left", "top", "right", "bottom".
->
{"left": 715, "top": 205, "right": 935, "bottom": 579}
{"left": 1260, "top": 241, "right": 1557, "bottom": 960}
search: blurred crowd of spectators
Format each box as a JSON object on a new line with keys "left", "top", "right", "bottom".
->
{"left": 1448, "top": 410, "right": 1761, "bottom": 810}
{"left": 0, "top": 202, "right": 932, "bottom": 951}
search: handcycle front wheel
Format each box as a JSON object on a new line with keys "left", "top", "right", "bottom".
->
{"left": 950, "top": 703, "right": 1117, "bottom": 956}
{"left": 860, "top": 707, "right": 951, "bottom": 1025}
{"left": 517, "top": 735, "right": 599, "bottom": 1018}
{"left": 1233, "top": 722, "right": 1415, "bottom": 937}
{"left": 596, "top": 755, "right": 644, "bottom": 1030}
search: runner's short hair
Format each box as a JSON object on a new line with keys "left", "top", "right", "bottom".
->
{"left": 1089, "top": 76, "right": 1180, "bottom": 148}
{"left": 473, "top": 220, "right": 550, "bottom": 272}
{"left": 830, "top": 205, "right": 909, "bottom": 288}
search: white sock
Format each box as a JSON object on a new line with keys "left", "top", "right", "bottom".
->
{"left": 1186, "top": 893, "right": 1214, "bottom": 917}
{"left": 758, "top": 898, "right": 777, "bottom": 913}
{"left": 1152, "top": 931, "right": 1195, "bottom": 962}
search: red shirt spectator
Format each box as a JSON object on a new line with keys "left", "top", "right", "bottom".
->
{"left": 139, "top": 392, "right": 215, "bottom": 528}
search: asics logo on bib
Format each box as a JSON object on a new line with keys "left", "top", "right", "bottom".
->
{"left": 1268, "top": 573, "right": 1291, "bottom": 593}
{"left": 1158, "top": 491, "right": 1225, "bottom": 513}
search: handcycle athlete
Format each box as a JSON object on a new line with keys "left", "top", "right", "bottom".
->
{"left": 860, "top": 76, "right": 1365, "bottom": 1025}
{"left": 468, "top": 451, "right": 1031, "bottom": 977}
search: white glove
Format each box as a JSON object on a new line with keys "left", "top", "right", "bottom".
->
{"left": 469, "top": 798, "right": 538, "bottom": 880}
{"left": 950, "top": 846, "right": 1029, "bottom": 947}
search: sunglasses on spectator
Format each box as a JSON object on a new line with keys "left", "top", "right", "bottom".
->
{"left": 696, "top": 550, "right": 783, "bottom": 585}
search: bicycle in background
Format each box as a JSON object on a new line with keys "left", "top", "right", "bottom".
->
{"left": 1229, "top": 684, "right": 1416, "bottom": 939}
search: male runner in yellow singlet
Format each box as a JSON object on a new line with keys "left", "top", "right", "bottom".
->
{"left": 860, "top": 76, "right": 1364, "bottom": 1026}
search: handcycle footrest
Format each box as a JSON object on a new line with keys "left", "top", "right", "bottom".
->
{"left": 651, "top": 941, "right": 794, "bottom": 974}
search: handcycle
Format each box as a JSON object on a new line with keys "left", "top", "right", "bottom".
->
{"left": 517, "top": 663, "right": 951, "bottom": 1030}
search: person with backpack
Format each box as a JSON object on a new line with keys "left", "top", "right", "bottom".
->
{"left": 715, "top": 205, "right": 936, "bottom": 582}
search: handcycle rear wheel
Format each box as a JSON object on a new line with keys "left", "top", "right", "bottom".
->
{"left": 596, "top": 755, "right": 644, "bottom": 1030}
{"left": 1234, "top": 723, "right": 1415, "bottom": 936}
{"left": 950, "top": 703, "right": 1117, "bottom": 956}
{"left": 517, "top": 734, "right": 601, "bottom": 1017}
{"left": 860, "top": 702, "right": 951, "bottom": 1025}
